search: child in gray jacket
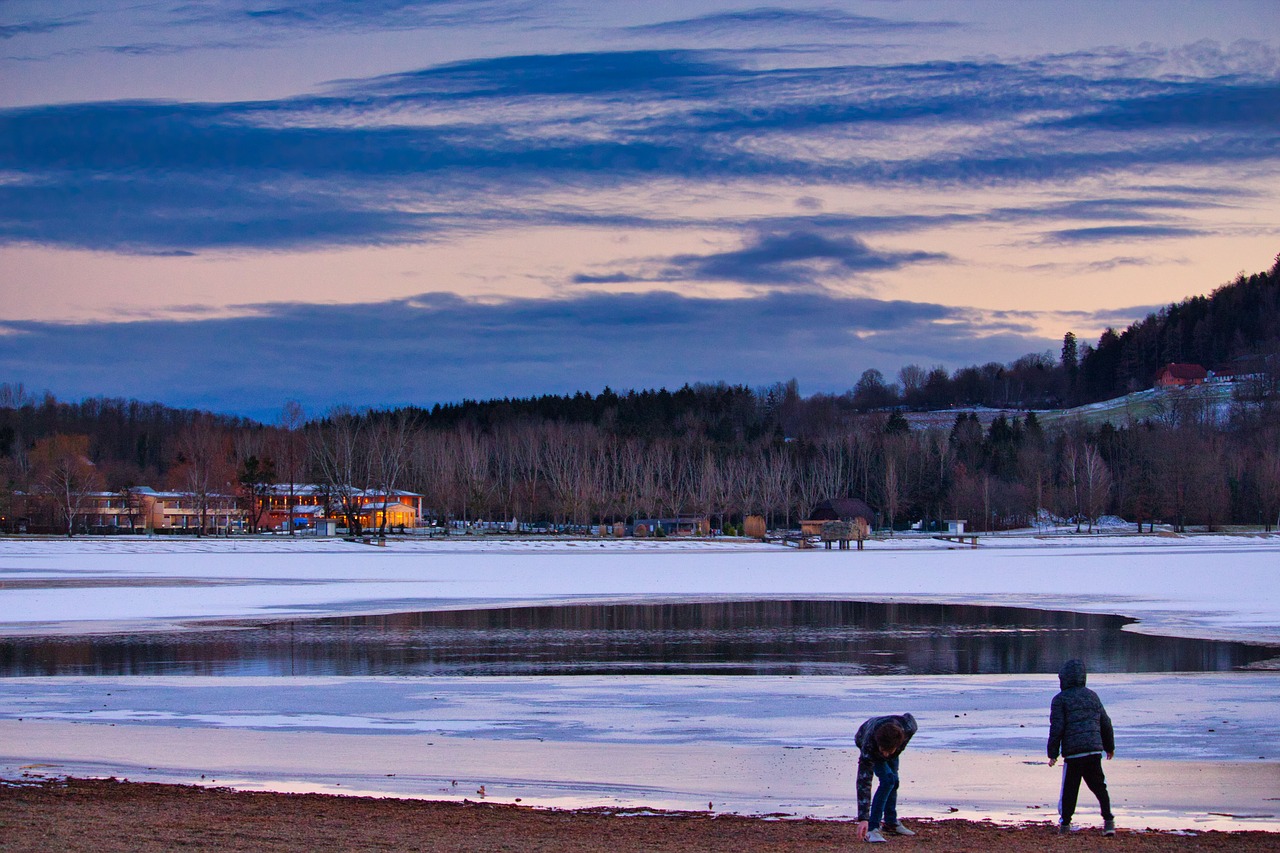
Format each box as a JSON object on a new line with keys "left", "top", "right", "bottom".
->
{"left": 1048, "top": 659, "right": 1115, "bottom": 835}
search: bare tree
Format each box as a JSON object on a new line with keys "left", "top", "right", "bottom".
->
{"left": 32, "top": 434, "right": 101, "bottom": 536}
{"left": 688, "top": 451, "right": 724, "bottom": 531}
{"left": 457, "top": 427, "right": 496, "bottom": 525}
{"left": 612, "top": 437, "right": 647, "bottom": 526}
{"left": 878, "top": 439, "right": 905, "bottom": 535}
{"left": 407, "top": 428, "right": 455, "bottom": 529}
{"left": 490, "top": 426, "right": 522, "bottom": 526}
{"left": 1080, "top": 444, "right": 1112, "bottom": 532}
{"left": 1059, "top": 435, "right": 1084, "bottom": 531}
{"left": 310, "top": 408, "right": 374, "bottom": 536}
{"left": 117, "top": 484, "right": 150, "bottom": 533}
{"left": 174, "top": 417, "right": 235, "bottom": 536}
{"left": 1253, "top": 427, "right": 1280, "bottom": 531}
{"left": 797, "top": 438, "right": 843, "bottom": 521}
{"left": 276, "top": 401, "right": 307, "bottom": 535}
{"left": 897, "top": 364, "right": 927, "bottom": 405}
{"left": 371, "top": 414, "right": 412, "bottom": 533}
{"left": 511, "top": 423, "right": 547, "bottom": 526}
{"left": 757, "top": 449, "right": 794, "bottom": 529}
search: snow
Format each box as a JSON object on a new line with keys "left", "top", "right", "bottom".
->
{"left": 1, "top": 534, "right": 1277, "bottom": 643}
{"left": 1, "top": 534, "right": 1278, "bottom": 830}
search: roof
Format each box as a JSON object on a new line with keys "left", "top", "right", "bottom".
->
{"left": 808, "top": 497, "right": 875, "bottom": 522}
{"left": 1159, "top": 363, "right": 1207, "bottom": 380}
{"left": 264, "top": 484, "right": 423, "bottom": 498}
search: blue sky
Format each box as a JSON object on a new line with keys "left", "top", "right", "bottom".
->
{"left": 1, "top": 1, "right": 1278, "bottom": 419}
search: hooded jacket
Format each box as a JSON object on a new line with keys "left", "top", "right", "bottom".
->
{"left": 1047, "top": 659, "right": 1115, "bottom": 760}
{"left": 854, "top": 713, "right": 918, "bottom": 822}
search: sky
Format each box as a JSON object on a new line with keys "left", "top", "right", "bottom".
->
{"left": 1, "top": 1, "right": 1278, "bottom": 420}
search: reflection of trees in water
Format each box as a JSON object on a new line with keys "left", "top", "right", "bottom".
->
{"left": 0, "top": 601, "right": 1274, "bottom": 677}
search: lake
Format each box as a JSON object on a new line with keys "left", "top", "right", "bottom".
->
{"left": 2, "top": 599, "right": 1275, "bottom": 677}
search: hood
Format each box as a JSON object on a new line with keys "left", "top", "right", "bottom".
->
{"left": 1059, "top": 659, "right": 1087, "bottom": 689}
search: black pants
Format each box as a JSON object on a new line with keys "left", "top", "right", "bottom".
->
{"left": 1061, "top": 754, "right": 1112, "bottom": 823}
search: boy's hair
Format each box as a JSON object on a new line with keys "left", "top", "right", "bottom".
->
{"left": 876, "top": 721, "right": 906, "bottom": 755}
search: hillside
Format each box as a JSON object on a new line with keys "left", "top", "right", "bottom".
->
{"left": 1035, "top": 382, "right": 1239, "bottom": 430}
{"left": 902, "top": 381, "right": 1241, "bottom": 432}
{"left": 1074, "top": 256, "right": 1280, "bottom": 403}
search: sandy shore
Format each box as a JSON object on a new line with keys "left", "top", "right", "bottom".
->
{"left": 5, "top": 673, "right": 1279, "bottom": 831}
{"left": 5, "top": 717, "right": 1279, "bottom": 834}
{"left": 2, "top": 777, "right": 1277, "bottom": 853}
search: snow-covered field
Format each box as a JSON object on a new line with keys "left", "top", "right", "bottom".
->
{"left": 1, "top": 535, "right": 1278, "bottom": 830}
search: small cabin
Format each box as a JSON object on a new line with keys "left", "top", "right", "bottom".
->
{"left": 800, "top": 497, "right": 876, "bottom": 537}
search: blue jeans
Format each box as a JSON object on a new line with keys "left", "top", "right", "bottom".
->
{"left": 869, "top": 755, "right": 899, "bottom": 829}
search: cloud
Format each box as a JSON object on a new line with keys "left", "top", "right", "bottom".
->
{"left": 1027, "top": 255, "right": 1165, "bottom": 274}
{"left": 669, "top": 231, "right": 948, "bottom": 287}
{"left": 624, "top": 8, "right": 961, "bottom": 36}
{"left": 350, "top": 49, "right": 735, "bottom": 99}
{"left": 1040, "top": 225, "right": 1205, "bottom": 244}
{"left": 176, "top": 0, "right": 538, "bottom": 33}
{"left": 0, "top": 170, "right": 441, "bottom": 252}
{"left": 569, "top": 231, "right": 948, "bottom": 290}
{"left": 0, "top": 291, "right": 1055, "bottom": 419}
{"left": 1, "top": 48, "right": 1276, "bottom": 253}
{"left": 0, "top": 15, "right": 85, "bottom": 39}
{"left": 1050, "top": 82, "right": 1280, "bottom": 130}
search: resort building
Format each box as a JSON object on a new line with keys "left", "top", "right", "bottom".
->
{"left": 260, "top": 484, "right": 425, "bottom": 531}
{"left": 82, "top": 487, "right": 244, "bottom": 534}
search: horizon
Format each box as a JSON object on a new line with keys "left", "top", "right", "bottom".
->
{"left": 2, "top": 1, "right": 1278, "bottom": 419}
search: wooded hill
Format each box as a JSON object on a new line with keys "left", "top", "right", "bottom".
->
{"left": 1075, "top": 257, "right": 1280, "bottom": 402}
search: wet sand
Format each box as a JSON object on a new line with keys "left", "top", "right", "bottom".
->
{"left": 2, "top": 777, "right": 1277, "bottom": 853}
{"left": 4, "top": 720, "right": 1278, "bottom": 833}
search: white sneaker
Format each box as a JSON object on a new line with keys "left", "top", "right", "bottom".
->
{"left": 887, "top": 822, "right": 915, "bottom": 836}
{"left": 866, "top": 828, "right": 888, "bottom": 843}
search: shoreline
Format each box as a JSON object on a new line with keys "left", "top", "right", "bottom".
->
{"left": 5, "top": 703, "right": 1279, "bottom": 833}
{"left": 3, "top": 776, "right": 1278, "bottom": 852}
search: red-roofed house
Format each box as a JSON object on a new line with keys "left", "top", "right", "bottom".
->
{"left": 1155, "top": 363, "right": 1207, "bottom": 388}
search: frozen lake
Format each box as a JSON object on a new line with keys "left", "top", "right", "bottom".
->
{"left": 1, "top": 534, "right": 1278, "bottom": 831}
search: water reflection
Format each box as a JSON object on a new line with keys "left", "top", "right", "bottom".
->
{"left": 1, "top": 600, "right": 1275, "bottom": 677}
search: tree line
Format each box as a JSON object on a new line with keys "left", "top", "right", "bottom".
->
{"left": 6, "top": 392, "right": 1279, "bottom": 535}
{"left": 1, "top": 257, "right": 1278, "bottom": 534}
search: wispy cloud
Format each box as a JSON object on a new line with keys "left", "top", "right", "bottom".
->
{"left": 623, "top": 7, "right": 961, "bottom": 36}
{"left": 0, "top": 15, "right": 86, "bottom": 40}
{"left": 574, "top": 231, "right": 947, "bottom": 289}
{"left": 1049, "top": 81, "right": 1280, "bottom": 130}
{"left": 1041, "top": 225, "right": 1205, "bottom": 245}
{"left": 1, "top": 44, "right": 1275, "bottom": 256}
{"left": 1027, "top": 255, "right": 1168, "bottom": 275}
{"left": 175, "top": 0, "right": 540, "bottom": 34}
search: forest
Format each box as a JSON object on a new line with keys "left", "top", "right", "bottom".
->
{"left": 2, "top": 257, "right": 1279, "bottom": 535}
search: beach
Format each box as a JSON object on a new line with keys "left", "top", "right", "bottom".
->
{"left": 3, "top": 777, "right": 1277, "bottom": 852}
